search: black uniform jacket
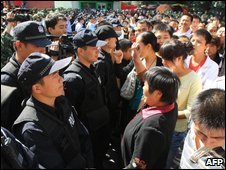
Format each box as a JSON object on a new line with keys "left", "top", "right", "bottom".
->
{"left": 13, "top": 96, "right": 94, "bottom": 169}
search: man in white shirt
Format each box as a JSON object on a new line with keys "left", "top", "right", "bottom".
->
{"left": 75, "top": 17, "right": 84, "bottom": 33}
{"left": 180, "top": 89, "right": 225, "bottom": 169}
{"left": 173, "top": 14, "right": 193, "bottom": 38}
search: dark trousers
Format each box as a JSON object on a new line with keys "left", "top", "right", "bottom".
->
{"left": 90, "top": 124, "right": 111, "bottom": 168}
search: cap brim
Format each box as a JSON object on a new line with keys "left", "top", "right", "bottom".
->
{"left": 27, "top": 38, "right": 52, "bottom": 47}
{"left": 96, "top": 40, "right": 107, "bottom": 47}
{"left": 49, "top": 57, "right": 72, "bottom": 74}
{"left": 112, "top": 24, "right": 123, "bottom": 27}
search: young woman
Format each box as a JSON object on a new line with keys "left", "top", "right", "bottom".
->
{"left": 159, "top": 39, "right": 202, "bottom": 168}
{"left": 130, "top": 31, "right": 163, "bottom": 112}
{"left": 114, "top": 32, "right": 163, "bottom": 133}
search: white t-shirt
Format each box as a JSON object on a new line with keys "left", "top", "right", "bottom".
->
{"left": 180, "top": 123, "right": 225, "bottom": 169}
{"left": 185, "top": 56, "right": 219, "bottom": 89}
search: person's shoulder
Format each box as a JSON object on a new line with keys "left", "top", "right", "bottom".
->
{"left": 205, "top": 56, "right": 219, "bottom": 68}
{"left": 188, "top": 70, "right": 202, "bottom": 81}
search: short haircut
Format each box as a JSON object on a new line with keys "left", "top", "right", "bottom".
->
{"left": 137, "top": 19, "right": 152, "bottom": 29}
{"left": 45, "top": 12, "right": 66, "bottom": 32}
{"left": 181, "top": 13, "right": 193, "bottom": 22}
{"left": 192, "top": 14, "right": 201, "bottom": 22}
{"left": 144, "top": 66, "right": 180, "bottom": 105}
{"left": 209, "top": 36, "right": 221, "bottom": 49}
{"left": 119, "top": 39, "right": 132, "bottom": 52}
{"left": 153, "top": 23, "right": 174, "bottom": 37}
{"left": 193, "top": 29, "right": 212, "bottom": 44}
{"left": 191, "top": 88, "right": 225, "bottom": 130}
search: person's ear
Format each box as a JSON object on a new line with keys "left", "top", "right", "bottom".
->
{"left": 77, "top": 47, "right": 84, "bottom": 55}
{"left": 155, "top": 90, "right": 163, "bottom": 100}
{"left": 15, "top": 41, "right": 23, "bottom": 48}
{"left": 32, "top": 83, "right": 42, "bottom": 94}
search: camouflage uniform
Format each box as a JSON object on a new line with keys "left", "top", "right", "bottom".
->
{"left": 1, "top": 31, "right": 14, "bottom": 68}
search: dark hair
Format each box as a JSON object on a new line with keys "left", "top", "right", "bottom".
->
{"left": 45, "top": 13, "right": 66, "bottom": 33}
{"left": 144, "top": 66, "right": 180, "bottom": 105}
{"left": 181, "top": 14, "right": 193, "bottom": 22}
{"left": 193, "top": 29, "right": 212, "bottom": 44}
{"left": 137, "top": 19, "right": 152, "bottom": 29}
{"left": 159, "top": 39, "right": 193, "bottom": 61}
{"left": 191, "top": 88, "right": 225, "bottom": 130}
{"left": 138, "top": 32, "right": 160, "bottom": 52}
{"left": 153, "top": 23, "right": 174, "bottom": 37}
{"left": 209, "top": 36, "right": 221, "bottom": 49}
{"left": 192, "top": 14, "right": 201, "bottom": 22}
{"left": 119, "top": 39, "right": 132, "bottom": 52}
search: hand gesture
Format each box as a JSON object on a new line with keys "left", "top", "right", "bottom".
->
{"left": 131, "top": 42, "right": 141, "bottom": 62}
{"left": 111, "top": 49, "right": 123, "bottom": 64}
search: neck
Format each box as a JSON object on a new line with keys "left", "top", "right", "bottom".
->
{"left": 192, "top": 53, "right": 206, "bottom": 63}
{"left": 176, "top": 65, "right": 191, "bottom": 77}
{"left": 15, "top": 53, "right": 25, "bottom": 64}
{"left": 180, "top": 27, "right": 189, "bottom": 33}
{"left": 32, "top": 94, "right": 56, "bottom": 108}
{"left": 145, "top": 52, "right": 156, "bottom": 68}
{"left": 78, "top": 56, "right": 91, "bottom": 68}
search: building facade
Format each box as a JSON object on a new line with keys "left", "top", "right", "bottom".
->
{"left": 11, "top": 1, "right": 121, "bottom": 10}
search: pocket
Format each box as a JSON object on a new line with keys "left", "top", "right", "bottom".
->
{"left": 85, "top": 106, "right": 110, "bottom": 131}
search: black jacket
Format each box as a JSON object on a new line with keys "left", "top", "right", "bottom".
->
{"left": 121, "top": 103, "right": 178, "bottom": 169}
{"left": 63, "top": 59, "right": 110, "bottom": 131}
{"left": 1, "top": 54, "right": 26, "bottom": 131}
{"left": 12, "top": 96, "right": 94, "bottom": 169}
{"left": 94, "top": 48, "right": 120, "bottom": 111}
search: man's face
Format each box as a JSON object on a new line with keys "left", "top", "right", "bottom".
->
{"left": 135, "top": 23, "right": 148, "bottom": 37}
{"left": 17, "top": 42, "right": 46, "bottom": 62}
{"left": 207, "top": 23, "right": 218, "bottom": 37}
{"left": 80, "top": 46, "right": 100, "bottom": 64}
{"left": 48, "top": 19, "right": 67, "bottom": 37}
{"left": 36, "top": 71, "right": 65, "bottom": 98}
{"left": 191, "top": 18, "right": 200, "bottom": 32}
{"left": 206, "top": 44, "right": 218, "bottom": 59}
{"left": 179, "top": 15, "right": 192, "bottom": 32}
{"left": 193, "top": 123, "right": 225, "bottom": 149}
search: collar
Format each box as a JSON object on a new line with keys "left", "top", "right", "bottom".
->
{"left": 31, "top": 96, "right": 56, "bottom": 114}
{"left": 142, "top": 103, "right": 175, "bottom": 119}
{"left": 10, "top": 53, "right": 21, "bottom": 67}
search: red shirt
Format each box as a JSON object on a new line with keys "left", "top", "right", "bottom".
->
{"left": 189, "top": 56, "right": 207, "bottom": 72}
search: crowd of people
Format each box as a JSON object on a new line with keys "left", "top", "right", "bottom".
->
{"left": 1, "top": 5, "right": 225, "bottom": 169}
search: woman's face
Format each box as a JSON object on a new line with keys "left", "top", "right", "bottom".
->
{"left": 161, "top": 57, "right": 183, "bottom": 76}
{"left": 190, "top": 34, "right": 207, "bottom": 55}
{"left": 155, "top": 31, "right": 171, "bottom": 47}
{"left": 136, "top": 35, "right": 146, "bottom": 57}
{"left": 143, "top": 81, "right": 162, "bottom": 107}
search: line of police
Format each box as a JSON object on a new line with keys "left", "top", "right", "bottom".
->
{"left": 1, "top": 12, "right": 123, "bottom": 168}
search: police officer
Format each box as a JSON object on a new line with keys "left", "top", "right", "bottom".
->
{"left": 1, "top": 21, "right": 51, "bottom": 131}
{"left": 63, "top": 29, "right": 110, "bottom": 168}
{"left": 94, "top": 25, "right": 121, "bottom": 149}
{"left": 13, "top": 52, "right": 93, "bottom": 169}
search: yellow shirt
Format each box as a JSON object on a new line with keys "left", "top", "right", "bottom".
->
{"left": 175, "top": 71, "right": 202, "bottom": 132}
